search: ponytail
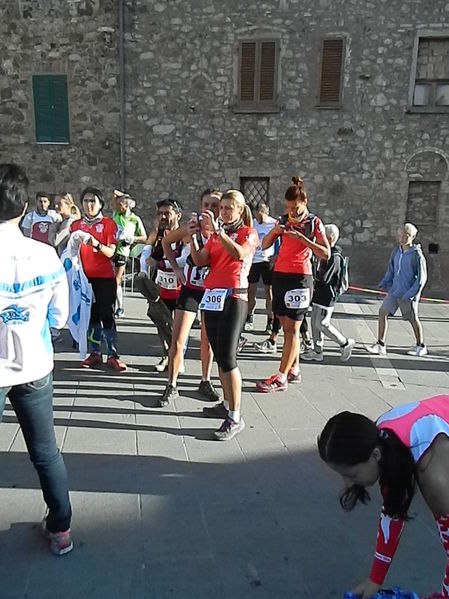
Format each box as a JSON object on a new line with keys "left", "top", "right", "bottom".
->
{"left": 241, "top": 203, "right": 252, "bottom": 227}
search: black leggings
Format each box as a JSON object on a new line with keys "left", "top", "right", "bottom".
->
{"left": 89, "top": 278, "right": 116, "bottom": 329}
{"left": 203, "top": 297, "right": 247, "bottom": 373}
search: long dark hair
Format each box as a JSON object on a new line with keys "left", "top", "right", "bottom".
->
{"left": 317, "top": 411, "right": 416, "bottom": 519}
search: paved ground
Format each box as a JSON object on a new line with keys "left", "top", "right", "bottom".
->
{"left": 1, "top": 291, "right": 449, "bottom": 599}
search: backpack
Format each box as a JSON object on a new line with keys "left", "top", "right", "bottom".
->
{"left": 335, "top": 250, "right": 349, "bottom": 296}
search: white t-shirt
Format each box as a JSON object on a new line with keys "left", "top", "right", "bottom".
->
{"left": 252, "top": 216, "right": 276, "bottom": 264}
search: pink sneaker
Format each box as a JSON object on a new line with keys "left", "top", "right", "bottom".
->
{"left": 41, "top": 519, "right": 73, "bottom": 556}
{"left": 256, "top": 373, "right": 288, "bottom": 393}
{"left": 107, "top": 355, "right": 127, "bottom": 372}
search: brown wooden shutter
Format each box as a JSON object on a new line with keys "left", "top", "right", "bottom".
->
{"left": 259, "top": 41, "right": 276, "bottom": 102}
{"left": 240, "top": 42, "right": 256, "bottom": 102}
{"left": 319, "top": 39, "right": 344, "bottom": 105}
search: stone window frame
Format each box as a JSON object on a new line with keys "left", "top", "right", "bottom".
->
{"left": 316, "top": 36, "right": 345, "bottom": 109}
{"left": 31, "top": 71, "right": 71, "bottom": 145}
{"left": 240, "top": 176, "right": 271, "bottom": 209}
{"left": 233, "top": 37, "right": 281, "bottom": 114}
{"left": 407, "top": 31, "right": 449, "bottom": 114}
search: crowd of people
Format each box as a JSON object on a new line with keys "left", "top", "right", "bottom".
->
{"left": 2, "top": 163, "right": 448, "bottom": 599}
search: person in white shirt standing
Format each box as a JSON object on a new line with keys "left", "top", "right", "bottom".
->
{"left": 0, "top": 164, "right": 73, "bottom": 556}
{"left": 20, "top": 191, "right": 61, "bottom": 245}
{"left": 245, "top": 201, "right": 277, "bottom": 333}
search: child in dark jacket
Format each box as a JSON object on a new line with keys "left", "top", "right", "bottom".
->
{"left": 302, "top": 224, "right": 355, "bottom": 363}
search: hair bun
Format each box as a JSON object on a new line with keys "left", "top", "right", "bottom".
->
{"left": 292, "top": 176, "right": 304, "bottom": 187}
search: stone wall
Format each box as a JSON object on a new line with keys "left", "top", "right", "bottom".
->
{"left": 0, "top": 0, "right": 120, "bottom": 205}
{"left": 1, "top": 0, "right": 449, "bottom": 292}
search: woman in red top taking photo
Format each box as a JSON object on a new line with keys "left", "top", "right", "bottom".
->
{"left": 256, "top": 176, "right": 329, "bottom": 392}
{"left": 189, "top": 189, "right": 257, "bottom": 441}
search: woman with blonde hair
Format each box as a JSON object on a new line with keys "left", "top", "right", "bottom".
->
{"left": 53, "top": 193, "right": 81, "bottom": 256}
{"left": 189, "top": 189, "right": 257, "bottom": 441}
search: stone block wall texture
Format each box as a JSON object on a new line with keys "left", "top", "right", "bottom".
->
{"left": 1, "top": 0, "right": 449, "bottom": 291}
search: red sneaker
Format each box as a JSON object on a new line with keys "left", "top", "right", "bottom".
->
{"left": 256, "top": 373, "right": 288, "bottom": 393}
{"left": 80, "top": 351, "right": 102, "bottom": 368}
{"left": 107, "top": 355, "right": 127, "bottom": 372}
{"left": 287, "top": 368, "right": 301, "bottom": 384}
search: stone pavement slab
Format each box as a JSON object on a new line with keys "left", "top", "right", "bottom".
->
{"left": 1, "top": 292, "right": 449, "bottom": 598}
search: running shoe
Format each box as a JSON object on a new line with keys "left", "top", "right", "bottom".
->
{"left": 406, "top": 344, "right": 428, "bottom": 357}
{"left": 115, "top": 308, "right": 125, "bottom": 318}
{"left": 244, "top": 315, "right": 254, "bottom": 331}
{"left": 158, "top": 384, "right": 179, "bottom": 407}
{"left": 80, "top": 351, "right": 102, "bottom": 368}
{"left": 287, "top": 368, "right": 301, "bottom": 384}
{"left": 154, "top": 355, "right": 169, "bottom": 372}
{"left": 256, "top": 374, "right": 288, "bottom": 393}
{"left": 340, "top": 338, "right": 355, "bottom": 362}
{"left": 237, "top": 336, "right": 247, "bottom": 354}
{"left": 106, "top": 356, "right": 127, "bottom": 372}
{"left": 40, "top": 519, "right": 73, "bottom": 556}
{"left": 300, "top": 339, "right": 313, "bottom": 353}
{"left": 254, "top": 339, "right": 277, "bottom": 354}
{"left": 265, "top": 317, "right": 273, "bottom": 334}
{"left": 301, "top": 350, "right": 323, "bottom": 362}
{"left": 198, "top": 380, "right": 220, "bottom": 402}
{"left": 214, "top": 417, "right": 245, "bottom": 441}
{"left": 367, "top": 342, "right": 387, "bottom": 355}
{"left": 203, "top": 402, "right": 228, "bottom": 419}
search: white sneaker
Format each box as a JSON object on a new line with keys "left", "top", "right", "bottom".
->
{"left": 340, "top": 338, "right": 355, "bottom": 362}
{"left": 301, "top": 350, "right": 324, "bottom": 362}
{"left": 367, "top": 342, "right": 386, "bottom": 355}
{"left": 254, "top": 339, "right": 277, "bottom": 354}
{"left": 406, "top": 345, "right": 428, "bottom": 357}
{"left": 154, "top": 355, "right": 169, "bottom": 372}
{"left": 244, "top": 318, "right": 254, "bottom": 332}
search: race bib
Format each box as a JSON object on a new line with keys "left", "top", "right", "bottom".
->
{"left": 156, "top": 269, "right": 178, "bottom": 290}
{"left": 199, "top": 288, "right": 229, "bottom": 311}
{"left": 189, "top": 266, "right": 206, "bottom": 287}
{"left": 284, "top": 288, "right": 310, "bottom": 310}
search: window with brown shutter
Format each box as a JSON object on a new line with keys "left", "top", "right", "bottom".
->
{"left": 318, "top": 38, "right": 344, "bottom": 107}
{"left": 237, "top": 40, "right": 279, "bottom": 112}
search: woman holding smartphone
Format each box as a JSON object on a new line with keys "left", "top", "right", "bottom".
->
{"left": 189, "top": 190, "right": 257, "bottom": 441}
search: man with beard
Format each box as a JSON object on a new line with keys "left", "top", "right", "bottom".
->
{"left": 21, "top": 191, "right": 61, "bottom": 245}
{"left": 136, "top": 198, "right": 187, "bottom": 372}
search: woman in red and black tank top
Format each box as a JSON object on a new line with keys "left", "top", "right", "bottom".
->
{"left": 189, "top": 190, "right": 258, "bottom": 441}
{"left": 256, "top": 176, "right": 330, "bottom": 393}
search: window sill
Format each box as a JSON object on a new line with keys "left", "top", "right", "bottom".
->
{"left": 35, "top": 141, "right": 71, "bottom": 145}
{"left": 315, "top": 104, "right": 342, "bottom": 110}
{"left": 406, "top": 107, "right": 449, "bottom": 114}
{"left": 232, "top": 105, "right": 280, "bottom": 114}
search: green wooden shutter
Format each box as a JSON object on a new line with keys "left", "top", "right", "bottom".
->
{"left": 33, "top": 75, "right": 70, "bottom": 143}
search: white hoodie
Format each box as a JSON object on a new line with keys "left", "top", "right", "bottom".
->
{"left": 0, "top": 222, "right": 69, "bottom": 386}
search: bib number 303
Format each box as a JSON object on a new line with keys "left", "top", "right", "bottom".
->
{"left": 284, "top": 287, "right": 310, "bottom": 310}
{"left": 200, "top": 288, "right": 229, "bottom": 311}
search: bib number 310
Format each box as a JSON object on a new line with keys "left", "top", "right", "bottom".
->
{"left": 200, "top": 288, "right": 229, "bottom": 311}
{"left": 284, "top": 287, "right": 310, "bottom": 310}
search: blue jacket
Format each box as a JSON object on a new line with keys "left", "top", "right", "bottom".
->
{"left": 379, "top": 244, "right": 427, "bottom": 300}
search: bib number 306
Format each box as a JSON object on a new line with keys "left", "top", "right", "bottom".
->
{"left": 284, "top": 287, "right": 310, "bottom": 310}
{"left": 200, "top": 288, "right": 229, "bottom": 311}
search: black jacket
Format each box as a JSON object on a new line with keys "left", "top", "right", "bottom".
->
{"left": 312, "top": 245, "right": 345, "bottom": 307}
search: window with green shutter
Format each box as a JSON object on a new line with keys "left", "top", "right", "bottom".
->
{"left": 237, "top": 40, "right": 279, "bottom": 112}
{"left": 32, "top": 74, "right": 70, "bottom": 143}
{"left": 318, "top": 38, "right": 344, "bottom": 108}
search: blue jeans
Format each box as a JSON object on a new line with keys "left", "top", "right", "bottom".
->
{"left": 0, "top": 373, "right": 72, "bottom": 533}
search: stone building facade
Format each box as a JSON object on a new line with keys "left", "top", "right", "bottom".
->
{"left": 1, "top": 0, "right": 449, "bottom": 292}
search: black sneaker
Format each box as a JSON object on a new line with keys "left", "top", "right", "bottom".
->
{"left": 265, "top": 317, "right": 273, "bottom": 333}
{"left": 203, "top": 401, "right": 228, "bottom": 419}
{"left": 198, "top": 380, "right": 220, "bottom": 402}
{"left": 214, "top": 417, "right": 245, "bottom": 441}
{"left": 158, "top": 384, "right": 179, "bottom": 407}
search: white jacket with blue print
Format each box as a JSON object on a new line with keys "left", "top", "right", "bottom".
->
{"left": 0, "top": 222, "right": 69, "bottom": 387}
